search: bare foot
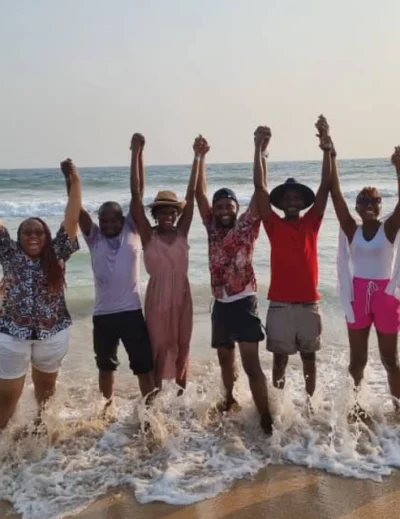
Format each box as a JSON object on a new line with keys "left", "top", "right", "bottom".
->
{"left": 101, "top": 398, "right": 115, "bottom": 421}
{"left": 216, "top": 396, "right": 241, "bottom": 413}
{"left": 144, "top": 389, "right": 160, "bottom": 407}
{"left": 306, "top": 397, "right": 315, "bottom": 418}
{"left": 260, "top": 412, "right": 273, "bottom": 437}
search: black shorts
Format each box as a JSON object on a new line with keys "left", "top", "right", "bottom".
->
{"left": 93, "top": 310, "right": 153, "bottom": 375}
{"left": 211, "top": 295, "right": 265, "bottom": 348}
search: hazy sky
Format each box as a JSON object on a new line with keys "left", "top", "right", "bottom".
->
{"left": 1, "top": 0, "right": 400, "bottom": 168}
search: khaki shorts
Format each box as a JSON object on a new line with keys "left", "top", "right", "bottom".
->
{"left": 266, "top": 302, "right": 322, "bottom": 355}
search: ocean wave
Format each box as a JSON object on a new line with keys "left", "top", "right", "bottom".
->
{"left": 1, "top": 190, "right": 395, "bottom": 218}
{"left": 0, "top": 196, "right": 254, "bottom": 218}
{"left": 0, "top": 200, "right": 100, "bottom": 218}
{"left": 343, "top": 188, "right": 395, "bottom": 199}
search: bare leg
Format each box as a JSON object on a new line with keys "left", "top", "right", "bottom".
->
{"left": 239, "top": 342, "right": 273, "bottom": 435}
{"left": 98, "top": 370, "right": 115, "bottom": 400}
{"left": 347, "top": 327, "right": 370, "bottom": 387}
{"left": 0, "top": 376, "right": 25, "bottom": 430}
{"left": 176, "top": 375, "right": 186, "bottom": 397}
{"left": 176, "top": 361, "right": 188, "bottom": 394}
{"left": 272, "top": 353, "right": 289, "bottom": 389}
{"left": 137, "top": 372, "right": 155, "bottom": 398}
{"left": 217, "top": 347, "right": 237, "bottom": 409}
{"left": 377, "top": 331, "right": 400, "bottom": 404}
{"left": 32, "top": 367, "right": 58, "bottom": 408}
{"left": 300, "top": 352, "right": 316, "bottom": 397}
{"left": 347, "top": 327, "right": 371, "bottom": 420}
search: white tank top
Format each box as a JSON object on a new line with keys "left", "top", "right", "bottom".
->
{"left": 350, "top": 224, "right": 394, "bottom": 280}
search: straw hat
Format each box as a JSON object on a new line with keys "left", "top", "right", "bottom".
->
{"left": 147, "top": 190, "right": 186, "bottom": 210}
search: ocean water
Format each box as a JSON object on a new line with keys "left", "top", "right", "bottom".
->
{"left": 1, "top": 159, "right": 400, "bottom": 519}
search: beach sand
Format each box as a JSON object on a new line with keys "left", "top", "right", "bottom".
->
{"left": 2, "top": 465, "right": 400, "bottom": 519}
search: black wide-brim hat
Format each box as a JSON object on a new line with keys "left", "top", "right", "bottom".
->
{"left": 270, "top": 177, "right": 315, "bottom": 210}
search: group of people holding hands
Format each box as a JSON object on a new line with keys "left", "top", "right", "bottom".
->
{"left": 1, "top": 115, "right": 400, "bottom": 438}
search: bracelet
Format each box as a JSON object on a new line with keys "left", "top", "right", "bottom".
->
{"left": 195, "top": 155, "right": 201, "bottom": 161}
{"left": 262, "top": 152, "right": 269, "bottom": 159}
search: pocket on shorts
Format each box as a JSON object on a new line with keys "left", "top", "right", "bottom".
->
{"left": 266, "top": 305, "right": 288, "bottom": 342}
{"left": 297, "top": 304, "right": 322, "bottom": 351}
{"left": 0, "top": 333, "right": 31, "bottom": 379}
{"left": 243, "top": 295, "right": 260, "bottom": 317}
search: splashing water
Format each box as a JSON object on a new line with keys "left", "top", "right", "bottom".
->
{"left": 1, "top": 348, "right": 400, "bottom": 519}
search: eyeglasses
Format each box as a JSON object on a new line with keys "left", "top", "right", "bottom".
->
{"left": 356, "top": 197, "right": 381, "bottom": 206}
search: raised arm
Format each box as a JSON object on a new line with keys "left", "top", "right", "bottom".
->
{"left": 195, "top": 135, "right": 212, "bottom": 223}
{"left": 129, "top": 133, "right": 152, "bottom": 246}
{"left": 138, "top": 136, "right": 145, "bottom": 199}
{"left": 61, "top": 159, "right": 82, "bottom": 240}
{"left": 177, "top": 137, "right": 204, "bottom": 236}
{"left": 329, "top": 141, "right": 357, "bottom": 241}
{"left": 313, "top": 115, "right": 333, "bottom": 217}
{"left": 253, "top": 126, "right": 272, "bottom": 220}
{"left": 385, "top": 147, "right": 400, "bottom": 242}
{"left": 61, "top": 161, "right": 92, "bottom": 236}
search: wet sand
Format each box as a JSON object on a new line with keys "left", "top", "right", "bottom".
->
{"left": 2, "top": 465, "right": 400, "bottom": 519}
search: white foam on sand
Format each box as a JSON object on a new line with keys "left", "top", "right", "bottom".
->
{"left": 1, "top": 343, "right": 400, "bottom": 519}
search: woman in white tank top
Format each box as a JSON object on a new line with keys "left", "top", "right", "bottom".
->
{"left": 331, "top": 142, "right": 400, "bottom": 419}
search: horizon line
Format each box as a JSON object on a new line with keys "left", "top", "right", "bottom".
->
{"left": 0, "top": 155, "right": 388, "bottom": 172}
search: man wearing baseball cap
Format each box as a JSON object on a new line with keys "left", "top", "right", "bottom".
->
{"left": 195, "top": 137, "right": 273, "bottom": 435}
{"left": 253, "top": 117, "right": 332, "bottom": 407}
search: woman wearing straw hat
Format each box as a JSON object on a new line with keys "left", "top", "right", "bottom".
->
{"left": 130, "top": 133, "right": 206, "bottom": 390}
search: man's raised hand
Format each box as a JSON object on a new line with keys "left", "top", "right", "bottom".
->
{"left": 60, "top": 158, "right": 79, "bottom": 180}
{"left": 130, "top": 133, "right": 145, "bottom": 155}
{"left": 254, "top": 126, "right": 271, "bottom": 152}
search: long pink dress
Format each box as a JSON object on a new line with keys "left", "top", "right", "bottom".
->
{"left": 143, "top": 230, "right": 193, "bottom": 382}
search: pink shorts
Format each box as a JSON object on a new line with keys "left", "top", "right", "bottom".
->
{"left": 347, "top": 277, "right": 400, "bottom": 333}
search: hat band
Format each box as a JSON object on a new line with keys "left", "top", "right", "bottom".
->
{"left": 154, "top": 198, "right": 179, "bottom": 203}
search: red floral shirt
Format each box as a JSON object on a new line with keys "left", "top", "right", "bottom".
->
{"left": 204, "top": 207, "right": 260, "bottom": 299}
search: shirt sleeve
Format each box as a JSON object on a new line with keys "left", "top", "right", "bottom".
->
{"left": 303, "top": 205, "right": 323, "bottom": 232}
{"left": 0, "top": 226, "right": 15, "bottom": 262}
{"left": 262, "top": 209, "right": 280, "bottom": 236}
{"left": 238, "top": 206, "right": 261, "bottom": 240}
{"left": 81, "top": 222, "right": 100, "bottom": 247}
{"left": 125, "top": 212, "right": 136, "bottom": 231}
{"left": 52, "top": 225, "right": 80, "bottom": 261}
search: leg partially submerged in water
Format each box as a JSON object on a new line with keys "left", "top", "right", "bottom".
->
{"left": 0, "top": 377, "right": 25, "bottom": 430}
{"left": 239, "top": 341, "right": 273, "bottom": 435}
{"left": 217, "top": 347, "right": 238, "bottom": 411}
{"left": 272, "top": 353, "right": 289, "bottom": 390}
{"left": 347, "top": 327, "right": 371, "bottom": 420}
{"left": 32, "top": 368, "right": 58, "bottom": 409}
{"left": 377, "top": 331, "right": 400, "bottom": 408}
{"left": 300, "top": 352, "right": 316, "bottom": 397}
{"left": 348, "top": 327, "right": 370, "bottom": 388}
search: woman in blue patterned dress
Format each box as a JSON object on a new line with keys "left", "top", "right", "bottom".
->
{"left": 0, "top": 159, "right": 81, "bottom": 431}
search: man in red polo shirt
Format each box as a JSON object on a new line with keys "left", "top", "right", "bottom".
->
{"left": 253, "top": 117, "right": 332, "bottom": 402}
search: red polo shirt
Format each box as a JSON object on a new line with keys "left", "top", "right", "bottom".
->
{"left": 263, "top": 207, "right": 322, "bottom": 302}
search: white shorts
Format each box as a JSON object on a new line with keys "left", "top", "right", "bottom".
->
{"left": 0, "top": 329, "right": 70, "bottom": 380}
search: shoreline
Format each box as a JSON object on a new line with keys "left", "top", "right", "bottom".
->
{"left": 2, "top": 465, "right": 400, "bottom": 519}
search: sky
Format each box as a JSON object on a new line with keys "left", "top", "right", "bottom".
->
{"left": 1, "top": 0, "right": 400, "bottom": 168}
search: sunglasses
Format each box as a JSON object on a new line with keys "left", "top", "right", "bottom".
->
{"left": 356, "top": 197, "right": 382, "bottom": 207}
